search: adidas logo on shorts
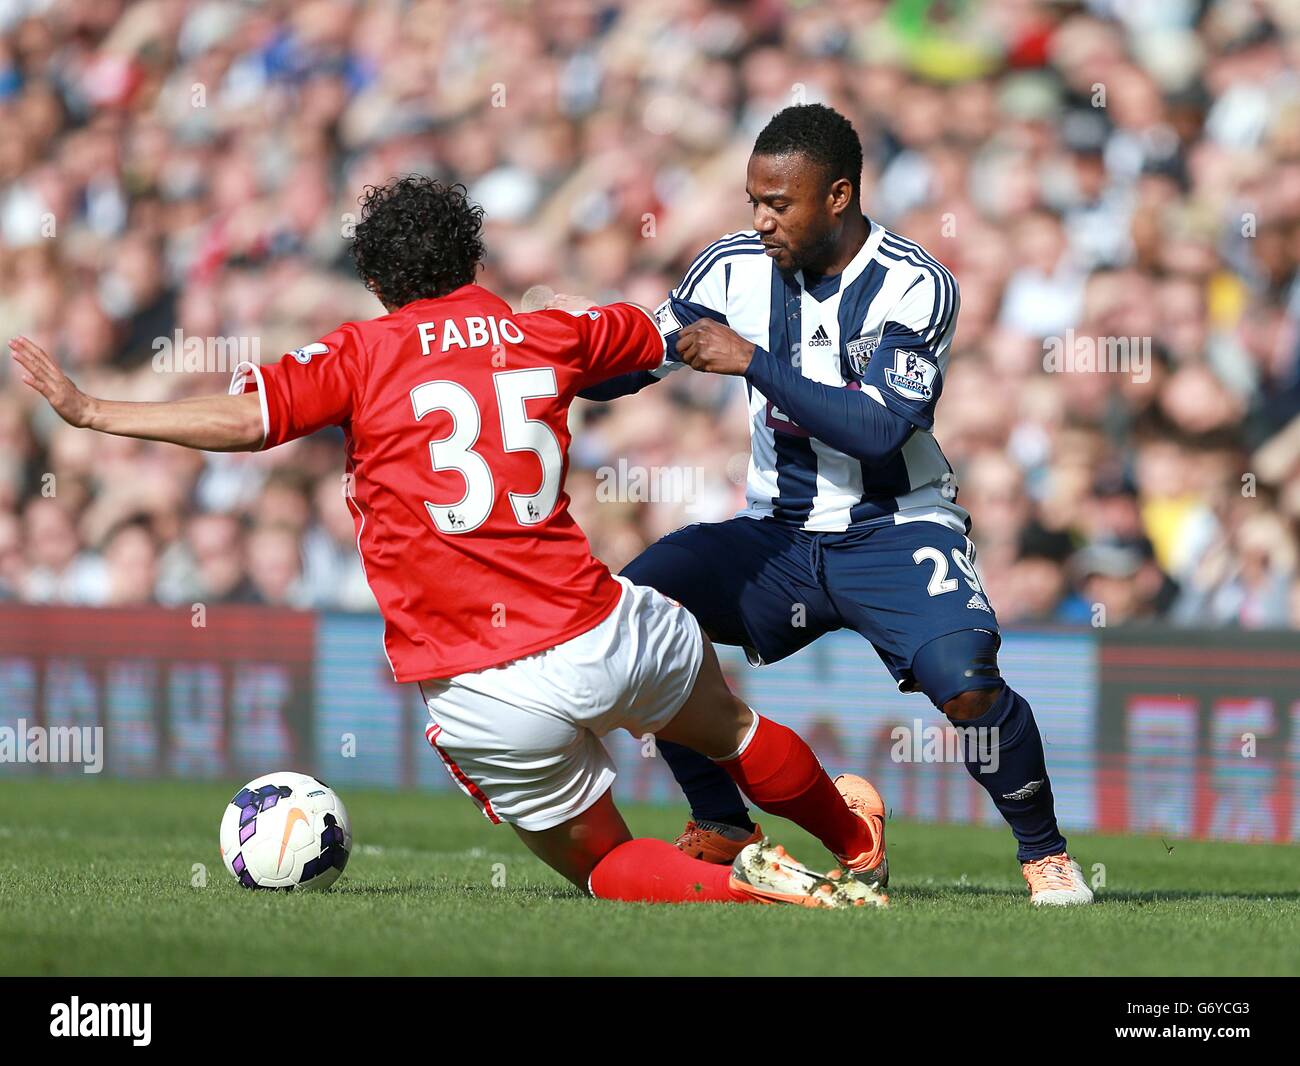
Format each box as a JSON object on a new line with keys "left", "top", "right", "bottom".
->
{"left": 966, "top": 593, "right": 992, "bottom": 613}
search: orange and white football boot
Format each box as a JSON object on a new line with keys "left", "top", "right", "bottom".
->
{"left": 729, "top": 839, "right": 887, "bottom": 909}
{"left": 1021, "top": 853, "right": 1094, "bottom": 906}
{"left": 830, "top": 773, "right": 889, "bottom": 889}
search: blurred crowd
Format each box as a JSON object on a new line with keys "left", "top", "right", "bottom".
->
{"left": 3, "top": 0, "right": 1300, "bottom": 629}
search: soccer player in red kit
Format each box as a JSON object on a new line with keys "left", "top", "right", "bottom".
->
{"left": 10, "top": 176, "right": 886, "bottom": 908}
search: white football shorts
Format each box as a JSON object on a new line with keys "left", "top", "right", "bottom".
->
{"left": 418, "top": 576, "right": 704, "bottom": 831}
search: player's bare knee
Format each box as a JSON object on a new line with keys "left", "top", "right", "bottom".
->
{"left": 720, "top": 691, "right": 753, "bottom": 741}
{"left": 942, "top": 687, "right": 999, "bottom": 722}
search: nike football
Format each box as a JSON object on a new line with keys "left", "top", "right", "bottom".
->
{"left": 219, "top": 772, "right": 352, "bottom": 891}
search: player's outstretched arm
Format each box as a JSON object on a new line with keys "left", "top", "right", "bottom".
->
{"left": 577, "top": 368, "right": 660, "bottom": 401}
{"left": 524, "top": 288, "right": 658, "bottom": 401}
{"left": 577, "top": 292, "right": 707, "bottom": 402}
{"left": 9, "top": 336, "right": 264, "bottom": 452}
{"left": 525, "top": 291, "right": 669, "bottom": 401}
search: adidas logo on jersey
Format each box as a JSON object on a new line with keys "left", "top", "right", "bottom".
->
{"left": 966, "top": 593, "right": 992, "bottom": 613}
{"left": 808, "top": 324, "right": 832, "bottom": 347}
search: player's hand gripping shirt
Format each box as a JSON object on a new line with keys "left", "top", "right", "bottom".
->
{"left": 634, "top": 219, "right": 970, "bottom": 533}
{"left": 229, "top": 285, "right": 665, "bottom": 681}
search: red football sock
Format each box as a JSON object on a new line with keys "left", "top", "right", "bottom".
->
{"left": 588, "top": 838, "right": 748, "bottom": 903}
{"left": 718, "top": 715, "right": 873, "bottom": 860}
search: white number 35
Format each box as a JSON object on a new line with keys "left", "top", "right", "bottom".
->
{"left": 411, "top": 368, "right": 562, "bottom": 535}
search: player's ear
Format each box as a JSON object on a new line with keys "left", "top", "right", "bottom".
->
{"left": 827, "top": 176, "right": 854, "bottom": 217}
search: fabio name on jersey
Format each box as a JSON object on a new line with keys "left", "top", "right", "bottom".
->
{"left": 229, "top": 284, "right": 666, "bottom": 681}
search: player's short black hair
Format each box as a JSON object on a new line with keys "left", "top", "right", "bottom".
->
{"left": 350, "top": 176, "right": 486, "bottom": 308}
{"left": 752, "top": 104, "right": 862, "bottom": 201}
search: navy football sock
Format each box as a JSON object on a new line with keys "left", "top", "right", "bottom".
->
{"left": 957, "top": 684, "right": 1067, "bottom": 863}
{"left": 656, "top": 739, "right": 754, "bottom": 831}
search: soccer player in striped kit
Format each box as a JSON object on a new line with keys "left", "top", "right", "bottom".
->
{"left": 581, "top": 104, "right": 1092, "bottom": 905}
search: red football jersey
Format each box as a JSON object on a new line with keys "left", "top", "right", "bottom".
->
{"left": 229, "top": 284, "right": 666, "bottom": 681}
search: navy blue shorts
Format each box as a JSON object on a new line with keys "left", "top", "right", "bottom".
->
{"left": 620, "top": 516, "right": 1000, "bottom": 691}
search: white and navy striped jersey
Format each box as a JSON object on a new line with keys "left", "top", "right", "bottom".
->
{"left": 653, "top": 218, "right": 969, "bottom": 533}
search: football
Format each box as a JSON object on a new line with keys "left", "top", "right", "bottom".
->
{"left": 219, "top": 772, "right": 352, "bottom": 891}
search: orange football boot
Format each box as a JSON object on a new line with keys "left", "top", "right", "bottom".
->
{"left": 1021, "top": 853, "right": 1094, "bottom": 906}
{"left": 674, "top": 819, "right": 763, "bottom": 864}
{"left": 830, "top": 774, "right": 889, "bottom": 888}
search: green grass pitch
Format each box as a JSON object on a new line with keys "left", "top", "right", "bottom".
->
{"left": 1, "top": 777, "right": 1296, "bottom": 976}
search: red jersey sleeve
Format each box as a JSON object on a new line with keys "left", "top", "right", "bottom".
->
{"left": 228, "top": 326, "right": 362, "bottom": 449}
{"left": 551, "top": 302, "right": 666, "bottom": 389}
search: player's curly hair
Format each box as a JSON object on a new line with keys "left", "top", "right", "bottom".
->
{"left": 349, "top": 176, "right": 486, "bottom": 308}
{"left": 753, "top": 104, "right": 863, "bottom": 201}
